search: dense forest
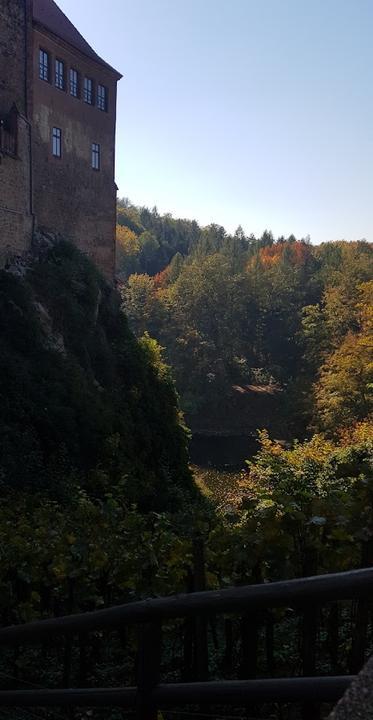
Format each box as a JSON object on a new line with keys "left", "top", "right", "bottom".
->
{"left": 118, "top": 199, "right": 372, "bottom": 441}
{"left": 117, "top": 201, "right": 372, "bottom": 717}
{"left": 0, "top": 208, "right": 371, "bottom": 719}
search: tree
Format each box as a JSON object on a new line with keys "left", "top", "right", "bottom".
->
{"left": 116, "top": 225, "right": 140, "bottom": 278}
{"left": 301, "top": 304, "right": 329, "bottom": 371}
{"left": 122, "top": 273, "right": 167, "bottom": 338}
{"left": 315, "top": 282, "right": 373, "bottom": 432}
{"left": 138, "top": 231, "right": 162, "bottom": 275}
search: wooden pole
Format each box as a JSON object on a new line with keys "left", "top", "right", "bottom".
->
{"left": 265, "top": 612, "right": 275, "bottom": 677}
{"left": 136, "top": 622, "right": 162, "bottom": 720}
{"left": 301, "top": 603, "right": 319, "bottom": 720}
{"left": 193, "top": 535, "right": 208, "bottom": 681}
{"left": 301, "top": 548, "right": 320, "bottom": 720}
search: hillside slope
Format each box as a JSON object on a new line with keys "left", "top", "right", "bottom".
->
{"left": 0, "top": 239, "right": 194, "bottom": 511}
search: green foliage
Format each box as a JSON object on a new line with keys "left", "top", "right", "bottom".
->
{"left": 0, "top": 206, "right": 371, "bottom": 712}
{"left": 0, "top": 240, "right": 213, "bottom": 712}
{"left": 118, "top": 202, "right": 372, "bottom": 439}
{"left": 314, "top": 281, "right": 373, "bottom": 432}
{"left": 116, "top": 199, "right": 200, "bottom": 278}
{"left": 0, "top": 240, "right": 193, "bottom": 511}
{"left": 206, "top": 424, "right": 373, "bottom": 585}
{"left": 123, "top": 273, "right": 167, "bottom": 337}
{"left": 0, "top": 487, "right": 192, "bottom": 625}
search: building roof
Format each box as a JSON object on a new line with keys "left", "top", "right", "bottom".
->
{"left": 32, "top": 0, "right": 122, "bottom": 78}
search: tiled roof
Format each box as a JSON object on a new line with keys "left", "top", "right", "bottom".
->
{"left": 32, "top": 0, "right": 122, "bottom": 77}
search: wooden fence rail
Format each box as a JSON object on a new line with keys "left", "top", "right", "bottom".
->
{"left": 0, "top": 567, "right": 373, "bottom": 644}
{"left": 0, "top": 677, "right": 355, "bottom": 707}
{"left": 0, "top": 567, "right": 372, "bottom": 718}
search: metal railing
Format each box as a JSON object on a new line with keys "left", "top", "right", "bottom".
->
{"left": 0, "top": 567, "right": 372, "bottom": 718}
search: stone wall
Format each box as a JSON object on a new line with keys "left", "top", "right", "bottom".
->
{"left": 0, "top": 114, "right": 33, "bottom": 266}
{"left": 32, "top": 26, "right": 117, "bottom": 279}
{"left": 0, "top": 0, "right": 118, "bottom": 279}
{"left": 0, "top": 0, "right": 27, "bottom": 115}
{"left": 0, "top": 0, "right": 33, "bottom": 265}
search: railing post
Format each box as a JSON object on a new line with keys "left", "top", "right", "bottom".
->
{"left": 137, "top": 621, "right": 162, "bottom": 720}
{"left": 78, "top": 632, "right": 88, "bottom": 685}
{"left": 265, "top": 610, "right": 275, "bottom": 676}
{"left": 301, "top": 603, "right": 320, "bottom": 720}
{"left": 63, "top": 632, "right": 73, "bottom": 688}
{"left": 192, "top": 534, "right": 209, "bottom": 681}
{"left": 62, "top": 632, "right": 74, "bottom": 720}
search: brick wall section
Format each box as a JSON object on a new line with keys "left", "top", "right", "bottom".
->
{"left": 0, "top": 113, "right": 33, "bottom": 265}
{"left": 32, "top": 26, "right": 118, "bottom": 279}
{"left": 0, "top": 0, "right": 26, "bottom": 115}
{"left": 0, "top": 0, "right": 33, "bottom": 266}
{"left": 0, "top": 0, "right": 120, "bottom": 279}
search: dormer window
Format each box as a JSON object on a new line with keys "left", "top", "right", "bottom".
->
{"left": 55, "top": 60, "right": 65, "bottom": 90}
{"left": 70, "top": 68, "right": 79, "bottom": 98}
{"left": 39, "top": 49, "right": 49, "bottom": 82}
{"left": 84, "top": 77, "right": 93, "bottom": 105}
{"left": 97, "top": 84, "right": 108, "bottom": 112}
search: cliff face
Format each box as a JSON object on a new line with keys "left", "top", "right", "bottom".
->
{"left": 0, "top": 239, "right": 193, "bottom": 511}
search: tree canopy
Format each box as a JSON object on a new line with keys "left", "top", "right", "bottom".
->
{"left": 119, "top": 202, "right": 372, "bottom": 438}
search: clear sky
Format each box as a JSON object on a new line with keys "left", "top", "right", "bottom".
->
{"left": 58, "top": 0, "right": 373, "bottom": 243}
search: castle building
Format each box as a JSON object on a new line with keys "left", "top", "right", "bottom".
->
{"left": 0, "top": 0, "right": 121, "bottom": 279}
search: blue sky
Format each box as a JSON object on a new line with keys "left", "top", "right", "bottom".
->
{"left": 58, "top": 0, "right": 373, "bottom": 243}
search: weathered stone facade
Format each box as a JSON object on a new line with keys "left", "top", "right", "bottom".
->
{"left": 0, "top": 0, "right": 31, "bottom": 114}
{"left": 0, "top": 0, "right": 121, "bottom": 278}
{"left": 0, "top": 0, "right": 34, "bottom": 265}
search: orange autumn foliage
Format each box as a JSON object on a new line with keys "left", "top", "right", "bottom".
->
{"left": 154, "top": 265, "right": 172, "bottom": 289}
{"left": 253, "top": 241, "right": 312, "bottom": 268}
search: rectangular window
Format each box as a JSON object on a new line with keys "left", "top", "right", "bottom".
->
{"left": 39, "top": 49, "right": 49, "bottom": 82}
{"left": 55, "top": 59, "right": 65, "bottom": 90}
{"left": 97, "top": 84, "right": 108, "bottom": 111}
{"left": 91, "top": 142, "right": 100, "bottom": 170}
{"left": 70, "top": 68, "right": 79, "bottom": 97}
{"left": 52, "top": 127, "right": 62, "bottom": 157}
{"left": 84, "top": 77, "right": 93, "bottom": 104}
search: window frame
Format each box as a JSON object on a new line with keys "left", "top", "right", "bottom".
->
{"left": 97, "top": 84, "right": 108, "bottom": 112}
{"left": 52, "top": 127, "right": 62, "bottom": 158}
{"left": 39, "top": 48, "right": 49, "bottom": 82}
{"left": 69, "top": 68, "right": 79, "bottom": 98}
{"left": 84, "top": 77, "right": 94, "bottom": 105}
{"left": 55, "top": 59, "right": 65, "bottom": 91}
{"left": 91, "top": 142, "right": 100, "bottom": 171}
